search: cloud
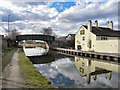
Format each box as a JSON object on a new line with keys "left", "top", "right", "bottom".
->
{"left": 1, "top": 8, "right": 22, "bottom": 22}
{"left": 58, "top": 1, "right": 118, "bottom": 23}
{"left": 33, "top": 56, "right": 119, "bottom": 88}
{"left": 1, "top": 1, "right": 58, "bottom": 22}
{"left": 0, "top": 0, "right": 119, "bottom": 36}
{"left": 24, "top": 47, "right": 46, "bottom": 56}
{"left": 34, "top": 64, "right": 59, "bottom": 79}
{"left": 0, "top": 1, "right": 59, "bottom": 35}
{"left": 50, "top": 1, "right": 118, "bottom": 36}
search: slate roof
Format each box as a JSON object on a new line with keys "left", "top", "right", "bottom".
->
{"left": 66, "top": 34, "right": 75, "bottom": 37}
{"left": 83, "top": 25, "right": 120, "bottom": 37}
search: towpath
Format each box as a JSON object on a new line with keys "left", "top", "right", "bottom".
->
{"left": 2, "top": 49, "right": 25, "bottom": 88}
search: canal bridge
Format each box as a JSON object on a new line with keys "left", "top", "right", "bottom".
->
{"left": 16, "top": 34, "right": 55, "bottom": 48}
{"left": 16, "top": 34, "right": 55, "bottom": 42}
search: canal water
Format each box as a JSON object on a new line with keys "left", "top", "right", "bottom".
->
{"left": 24, "top": 47, "right": 120, "bottom": 88}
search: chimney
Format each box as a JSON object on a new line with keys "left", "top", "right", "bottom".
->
{"left": 107, "top": 21, "right": 113, "bottom": 29}
{"left": 88, "top": 20, "right": 92, "bottom": 32}
{"left": 109, "top": 21, "right": 113, "bottom": 30}
{"left": 107, "top": 21, "right": 109, "bottom": 28}
{"left": 94, "top": 20, "right": 98, "bottom": 27}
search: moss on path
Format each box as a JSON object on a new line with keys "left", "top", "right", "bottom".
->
{"left": 2, "top": 48, "right": 16, "bottom": 72}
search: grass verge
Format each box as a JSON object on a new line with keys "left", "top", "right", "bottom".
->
{"left": 2, "top": 47, "right": 16, "bottom": 72}
{"left": 18, "top": 48, "right": 55, "bottom": 88}
{"left": 19, "top": 44, "right": 46, "bottom": 48}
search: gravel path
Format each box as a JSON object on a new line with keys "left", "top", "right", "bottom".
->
{"left": 2, "top": 49, "right": 25, "bottom": 88}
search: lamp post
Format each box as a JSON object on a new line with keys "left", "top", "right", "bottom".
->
{"left": 8, "top": 14, "right": 10, "bottom": 37}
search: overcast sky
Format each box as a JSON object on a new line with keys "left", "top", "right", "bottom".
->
{"left": 0, "top": 0, "right": 119, "bottom": 36}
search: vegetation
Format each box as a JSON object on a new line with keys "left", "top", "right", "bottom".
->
{"left": 21, "top": 44, "right": 46, "bottom": 48}
{"left": 2, "top": 47, "right": 16, "bottom": 71}
{"left": 18, "top": 48, "right": 55, "bottom": 88}
{"left": 42, "top": 27, "right": 52, "bottom": 35}
{"left": 9, "top": 29, "right": 20, "bottom": 40}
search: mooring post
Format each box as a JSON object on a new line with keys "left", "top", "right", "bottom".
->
{"left": 113, "top": 57, "right": 118, "bottom": 62}
{"left": 106, "top": 56, "right": 111, "bottom": 60}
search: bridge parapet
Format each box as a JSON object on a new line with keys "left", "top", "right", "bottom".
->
{"left": 16, "top": 34, "right": 55, "bottom": 42}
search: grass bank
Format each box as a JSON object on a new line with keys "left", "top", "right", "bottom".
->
{"left": 19, "top": 44, "right": 46, "bottom": 48}
{"left": 18, "top": 48, "right": 55, "bottom": 88}
{"left": 2, "top": 47, "right": 16, "bottom": 71}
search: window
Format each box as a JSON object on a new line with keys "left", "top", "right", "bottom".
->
{"left": 101, "top": 37, "right": 108, "bottom": 40}
{"left": 105, "top": 37, "right": 108, "bottom": 40}
{"left": 77, "top": 40, "right": 80, "bottom": 44}
{"left": 79, "top": 67, "right": 84, "bottom": 73}
{"left": 89, "top": 40, "right": 92, "bottom": 48}
{"left": 80, "top": 30, "right": 85, "bottom": 35}
{"left": 82, "top": 37, "right": 85, "bottom": 41}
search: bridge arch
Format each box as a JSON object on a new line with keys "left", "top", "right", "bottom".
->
{"left": 16, "top": 34, "right": 55, "bottom": 48}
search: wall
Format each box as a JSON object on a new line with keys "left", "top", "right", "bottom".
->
{"left": 2, "top": 39, "right": 8, "bottom": 51}
{"left": 75, "top": 26, "right": 119, "bottom": 53}
{"left": 0, "top": 35, "right": 8, "bottom": 51}
{"left": 75, "top": 26, "right": 86, "bottom": 50}
{"left": 75, "top": 56, "right": 118, "bottom": 79}
{"left": 0, "top": 36, "right": 2, "bottom": 54}
{"left": 95, "top": 39, "right": 120, "bottom": 53}
{"left": 75, "top": 26, "right": 96, "bottom": 51}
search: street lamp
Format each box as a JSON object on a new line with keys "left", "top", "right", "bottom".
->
{"left": 8, "top": 14, "right": 10, "bottom": 37}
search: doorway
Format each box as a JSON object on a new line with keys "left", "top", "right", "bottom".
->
{"left": 77, "top": 45, "right": 82, "bottom": 50}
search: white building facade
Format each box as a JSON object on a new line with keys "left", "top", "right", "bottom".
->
{"left": 75, "top": 20, "right": 120, "bottom": 54}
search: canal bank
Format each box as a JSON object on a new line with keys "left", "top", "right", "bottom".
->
{"left": 2, "top": 48, "right": 55, "bottom": 88}
{"left": 2, "top": 49, "right": 24, "bottom": 88}
{"left": 2, "top": 48, "right": 17, "bottom": 72}
{"left": 2, "top": 47, "right": 17, "bottom": 88}
{"left": 52, "top": 48, "right": 120, "bottom": 62}
{"left": 18, "top": 48, "right": 55, "bottom": 88}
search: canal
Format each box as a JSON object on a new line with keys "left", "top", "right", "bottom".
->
{"left": 23, "top": 47, "right": 120, "bottom": 88}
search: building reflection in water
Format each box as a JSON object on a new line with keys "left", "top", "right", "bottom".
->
{"left": 75, "top": 56, "right": 120, "bottom": 84}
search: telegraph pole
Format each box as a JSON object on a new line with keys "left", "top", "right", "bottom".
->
{"left": 8, "top": 14, "right": 10, "bottom": 37}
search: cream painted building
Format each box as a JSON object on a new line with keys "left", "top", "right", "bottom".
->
{"left": 75, "top": 20, "right": 120, "bottom": 54}
{"left": 75, "top": 56, "right": 119, "bottom": 84}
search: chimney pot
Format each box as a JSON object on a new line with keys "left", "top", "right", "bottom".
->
{"left": 107, "top": 21, "right": 113, "bottom": 30}
{"left": 107, "top": 21, "right": 109, "bottom": 28}
{"left": 88, "top": 20, "right": 92, "bottom": 32}
{"left": 110, "top": 21, "right": 113, "bottom": 29}
{"left": 94, "top": 20, "right": 98, "bottom": 27}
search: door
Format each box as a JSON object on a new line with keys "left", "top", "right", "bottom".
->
{"left": 89, "top": 40, "right": 92, "bottom": 48}
{"left": 77, "top": 45, "right": 82, "bottom": 50}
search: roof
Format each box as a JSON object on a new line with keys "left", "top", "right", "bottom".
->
{"left": 83, "top": 25, "right": 120, "bottom": 37}
{"left": 18, "top": 34, "right": 54, "bottom": 37}
{"left": 67, "top": 34, "right": 75, "bottom": 36}
{"left": 56, "top": 36, "right": 66, "bottom": 40}
{"left": 66, "top": 34, "right": 75, "bottom": 38}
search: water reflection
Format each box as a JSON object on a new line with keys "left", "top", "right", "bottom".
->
{"left": 28, "top": 50, "right": 70, "bottom": 64}
{"left": 23, "top": 47, "right": 48, "bottom": 56}
{"left": 25, "top": 48, "right": 119, "bottom": 88}
{"left": 75, "top": 56, "right": 120, "bottom": 84}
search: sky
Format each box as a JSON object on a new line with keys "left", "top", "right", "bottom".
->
{"left": 0, "top": 0, "right": 119, "bottom": 36}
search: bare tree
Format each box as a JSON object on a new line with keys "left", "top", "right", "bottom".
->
{"left": 52, "top": 32, "right": 58, "bottom": 38}
{"left": 42, "top": 27, "right": 52, "bottom": 35}
{"left": 10, "top": 29, "right": 20, "bottom": 40}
